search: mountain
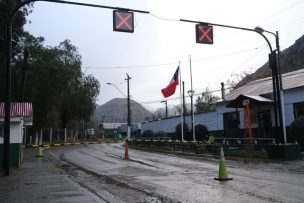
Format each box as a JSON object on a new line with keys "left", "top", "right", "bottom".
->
{"left": 237, "top": 34, "right": 304, "bottom": 87}
{"left": 91, "top": 98, "right": 153, "bottom": 124}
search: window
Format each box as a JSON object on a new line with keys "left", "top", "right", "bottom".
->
{"left": 223, "top": 111, "right": 239, "bottom": 129}
{"left": 294, "top": 102, "right": 304, "bottom": 118}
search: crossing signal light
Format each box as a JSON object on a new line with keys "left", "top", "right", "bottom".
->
{"left": 196, "top": 24, "right": 213, "bottom": 44}
{"left": 113, "top": 10, "right": 134, "bottom": 33}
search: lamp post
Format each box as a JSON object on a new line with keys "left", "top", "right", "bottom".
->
{"left": 255, "top": 27, "right": 286, "bottom": 144}
{"left": 188, "top": 90, "right": 195, "bottom": 142}
{"left": 161, "top": 100, "right": 168, "bottom": 118}
{"left": 106, "top": 80, "right": 131, "bottom": 140}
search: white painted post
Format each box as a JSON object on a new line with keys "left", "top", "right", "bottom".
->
{"left": 35, "top": 131, "right": 38, "bottom": 145}
{"left": 57, "top": 128, "right": 60, "bottom": 142}
{"left": 39, "top": 129, "right": 43, "bottom": 146}
{"left": 49, "top": 128, "right": 52, "bottom": 145}
{"left": 70, "top": 130, "right": 73, "bottom": 142}
{"left": 24, "top": 127, "right": 27, "bottom": 145}
{"left": 64, "top": 128, "right": 67, "bottom": 143}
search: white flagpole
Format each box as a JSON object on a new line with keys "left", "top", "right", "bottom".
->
{"left": 190, "top": 55, "right": 196, "bottom": 142}
{"left": 179, "top": 61, "right": 184, "bottom": 142}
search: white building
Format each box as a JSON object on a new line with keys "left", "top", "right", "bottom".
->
{"left": 0, "top": 103, "right": 33, "bottom": 167}
{"left": 142, "top": 69, "right": 304, "bottom": 142}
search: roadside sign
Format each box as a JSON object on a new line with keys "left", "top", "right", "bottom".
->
{"left": 113, "top": 10, "right": 134, "bottom": 33}
{"left": 196, "top": 24, "right": 213, "bottom": 44}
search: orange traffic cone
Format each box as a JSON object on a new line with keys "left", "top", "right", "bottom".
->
{"left": 125, "top": 141, "right": 129, "bottom": 160}
{"left": 214, "top": 147, "right": 233, "bottom": 181}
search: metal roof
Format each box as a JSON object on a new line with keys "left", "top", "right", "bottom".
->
{"left": 220, "top": 68, "right": 304, "bottom": 102}
{"left": 226, "top": 94, "right": 273, "bottom": 108}
{"left": 0, "top": 103, "right": 32, "bottom": 118}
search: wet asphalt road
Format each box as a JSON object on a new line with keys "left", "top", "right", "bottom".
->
{"left": 48, "top": 143, "right": 304, "bottom": 203}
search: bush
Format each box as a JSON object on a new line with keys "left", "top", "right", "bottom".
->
{"left": 154, "top": 131, "right": 167, "bottom": 137}
{"left": 195, "top": 124, "right": 208, "bottom": 141}
{"left": 142, "top": 129, "right": 154, "bottom": 138}
{"left": 288, "top": 115, "right": 304, "bottom": 148}
{"left": 175, "top": 123, "right": 189, "bottom": 141}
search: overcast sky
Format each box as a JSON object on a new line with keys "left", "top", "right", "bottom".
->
{"left": 24, "top": 0, "right": 304, "bottom": 111}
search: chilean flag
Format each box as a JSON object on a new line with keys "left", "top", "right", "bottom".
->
{"left": 161, "top": 66, "right": 180, "bottom": 98}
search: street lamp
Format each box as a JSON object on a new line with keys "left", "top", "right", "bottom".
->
{"left": 255, "top": 27, "right": 286, "bottom": 143}
{"left": 106, "top": 80, "right": 131, "bottom": 140}
{"left": 187, "top": 90, "right": 195, "bottom": 142}
{"left": 161, "top": 100, "right": 168, "bottom": 118}
{"left": 106, "top": 82, "right": 127, "bottom": 97}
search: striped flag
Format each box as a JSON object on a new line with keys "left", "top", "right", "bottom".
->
{"left": 161, "top": 66, "right": 180, "bottom": 98}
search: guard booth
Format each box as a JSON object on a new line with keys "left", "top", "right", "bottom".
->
{"left": 226, "top": 94, "right": 274, "bottom": 140}
{"left": 0, "top": 103, "right": 33, "bottom": 168}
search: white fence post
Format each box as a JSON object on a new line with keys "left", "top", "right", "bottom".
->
{"left": 64, "top": 128, "right": 67, "bottom": 143}
{"left": 49, "top": 128, "right": 52, "bottom": 145}
{"left": 39, "top": 128, "right": 43, "bottom": 145}
{"left": 35, "top": 131, "right": 38, "bottom": 145}
{"left": 57, "top": 128, "right": 60, "bottom": 142}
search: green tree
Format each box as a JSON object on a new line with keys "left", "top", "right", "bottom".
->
{"left": 288, "top": 115, "right": 304, "bottom": 148}
{"left": 142, "top": 130, "right": 154, "bottom": 138}
{"left": 195, "top": 88, "right": 218, "bottom": 113}
{"left": 0, "top": 0, "right": 33, "bottom": 100}
{"left": 226, "top": 69, "right": 253, "bottom": 89}
{"left": 10, "top": 33, "right": 100, "bottom": 128}
{"left": 175, "top": 123, "right": 189, "bottom": 141}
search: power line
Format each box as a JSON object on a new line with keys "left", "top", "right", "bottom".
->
{"left": 81, "top": 45, "right": 268, "bottom": 70}
{"left": 149, "top": 13, "right": 179, "bottom": 22}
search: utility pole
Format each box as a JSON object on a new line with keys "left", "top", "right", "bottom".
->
{"left": 275, "top": 31, "right": 287, "bottom": 143}
{"left": 161, "top": 100, "right": 168, "bottom": 118}
{"left": 125, "top": 73, "right": 131, "bottom": 140}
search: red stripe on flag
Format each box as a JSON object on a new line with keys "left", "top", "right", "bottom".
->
{"left": 161, "top": 66, "right": 180, "bottom": 98}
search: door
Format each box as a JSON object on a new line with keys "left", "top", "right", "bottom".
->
{"left": 258, "top": 110, "right": 272, "bottom": 138}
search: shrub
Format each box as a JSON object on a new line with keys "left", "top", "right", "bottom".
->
{"left": 288, "top": 115, "right": 304, "bottom": 148}
{"left": 175, "top": 123, "right": 189, "bottom": 141}
{"left": 142, "top": 129, "right": 154, "bottom": 138}
{"left": 195, "top": 124, "right": 208, "bottom": 141}
{"left": 154, "top": 131, "right": 167, "bottom": 137}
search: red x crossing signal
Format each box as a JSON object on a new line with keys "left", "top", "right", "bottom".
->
{"left": 113, "top": 10, "right": 134, "bottom": 33}
{"left": 196, "top": 24, "right": 213, "bottom": 44}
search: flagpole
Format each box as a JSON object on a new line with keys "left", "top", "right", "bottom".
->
{"left": 179, "top": 61, "right": 184, "bottom": 142}
{"left": 190, "top": 55, "right": 196, "bottom": 142}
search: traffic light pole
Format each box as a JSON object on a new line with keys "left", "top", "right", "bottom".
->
{"left": 3, "top": 0, "right": 149, "bottom": 176}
